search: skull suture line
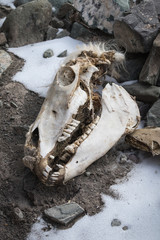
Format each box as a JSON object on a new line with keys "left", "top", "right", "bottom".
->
{"left": 23, "top": 43, "right": 140, "bottom": 186}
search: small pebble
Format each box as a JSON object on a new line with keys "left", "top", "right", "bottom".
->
{"left": 85, "top": 171, "right": 91, "bottom": 177}
{"left": 57, "top": 50, "right": 67, "bottom": 58}
{"left": 0, "top": 100, "right": 3, "bottom": 107}
{"left": 122, "top": 226, "right": 129, "bottom": 231}
{"left": 111, "top": 218, "right": 121, "bottom": 227}
{"left": 43, "top": 49, "right": 54, "bottom": 58}
{"left": 10, "top": 101, "right": 18, "bottom": 108}
{"left": 14, "top": 207, "right": 24, "bottom": 220}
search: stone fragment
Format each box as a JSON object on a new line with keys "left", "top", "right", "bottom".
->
{"left": 1, "top": 0, "right": 52, "bottom": 47}
{"left": 44, "top": 202, "right": 85, "bottom": 225}
{"left": 70, "top": 22, "right": 94, "bottom": 40}
{"left": 111, "top": 219, "right": 121, "bottom": 227}
{"left": 46, "top": 26, "right": 58, "bottom": 40}
{"left": 0, "top": 50, "right": 12, "bottom": 78}
{"left": 10, "top": 101, "right": 18, "bottom": 108}
{"left": 139, "top": 34, "right": 160, "bottom": 85}
{"left": 137, "top": 101, "right": 151, "bottom": 120}
{"left": 124, "top": 83, "right": 160, "bottom": 103}
{"left": 153, "top": 0, "right": 160, "bottom": 17}
{"left": 0, "top": 100, "right": 3, "bottom": 107}
{"left": 50, "top": 17, "right": 64, "bottom": 28}
{"left": 73, "top": 0, "right": 131, "bottom": 34}
{"left": 43, "top": 49, "right": 54, "bottom": 58}
{"left": 0, "top": 32, "right": 7, "bottom": 45}
{"left": 114, "top": 1, "right": 160, "bottom": 53}
{"left": 147, "top": 99, "right": 160, "bottom": 127}
{"left": 14, "top": 207, "right": 24, "bottom": 220}
{"left": 56, "top": 29, "right": 70, "bottom": 38}
{"left": 122, "top": 226, "right": 129, "bottom": 231}
{"left": 126, "top": 127, "right": 160, "bottom": 156}
{"left": 14, "top": 0, "right": 33, "bottom": 7}
{"left": 57, "top": 50, "right": 67, "bottom": 58}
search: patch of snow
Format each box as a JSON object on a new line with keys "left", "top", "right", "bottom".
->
{"left": 27, "top": 153, "right": 160, "bottom": 240}
{"left": 0, "top": 17, "right": 6, "bottom": 28}
{"left": 0, "top": 0, "right": 15, "bottom": 9}
{"left": 57, "top": 28, "right": 64, "bottom": 34}
{"left": 9, "top": 37, "right": 83, "bottom": 97}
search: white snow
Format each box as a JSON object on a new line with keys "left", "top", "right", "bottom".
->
{"left": 9, "top": 37, "right": 83, "bottom": 97}
{"left": 27, "top": 153, "right": 160, "bottom": 240}
{"left": 0, "top": 0, "right": 15, "bottom": 8}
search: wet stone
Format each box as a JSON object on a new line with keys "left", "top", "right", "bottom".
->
{"left": 0, "top": 50, "right": 12, "bottom": 78}
{"left": 43, "top": 49, "right": 54, "bottom": 58}
{"left": 111, "top": 218, "right": 121, "bottom": 227}
{"left": 44, "top": 202, "right": 85, "bottom": 225}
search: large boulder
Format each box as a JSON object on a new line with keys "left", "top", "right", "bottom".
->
{"left": 73, "top": 0, "right": 131, "bottom": 34}
{"left": 1, "top": 0, "right": 52, "bottom": 47}
{"left": 139, "top": 33, "right": 160, "bottom": 85}
{"left": 114, "top": 0, "right": 160, "bottom": 53}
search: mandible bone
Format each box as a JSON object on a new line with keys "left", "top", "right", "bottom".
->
{"left": 23, "top": 43, "right": 140, "bottom": 186}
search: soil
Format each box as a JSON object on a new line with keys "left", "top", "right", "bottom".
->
{"left": 0, "top": 49, "right": 140, "bottom": 240}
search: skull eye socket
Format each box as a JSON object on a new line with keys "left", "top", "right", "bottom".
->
{"left": 57, "top": 67, "right": 75, "bottom": 86}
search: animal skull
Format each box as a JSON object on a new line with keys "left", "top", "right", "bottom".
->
{"left": 23, "top": 44, "right": 140, "bottom": 186}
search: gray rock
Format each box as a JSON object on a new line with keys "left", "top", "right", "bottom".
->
{"left": 43, "top": 49, "right": 54, "bottom": 58}
{"left": 73, "top": 0, "right": 131, "bottom": 34}
{"left": 70, "top": 22, "right": 94, "bottom": 40}
{"left": 0, "top": 32, "right": 7, "bottom": 46}
{"left": 122, "top": 225, "right": 129, "bottom": 231}
{"left": 56, "top": 29, "right": 70, "bottom": 38}
{"left": 111, "top": 218, "right": 121, "bottom": 227}
{"left": 57, "top": 50, "right": 67, "bottom": 57}
{"left": 117, "top": 53, "right": 148, "bottom": 82}
{"left": 10, "top": 101, "right": 18, "bottom": 108}
{"left": 114, "top": 1, "right": 160, "bottom": 53}
{"left": 0, "top": 100, "right": 3, "bottom": 107}
{"left": 1, "top": 0, "right": 52, "bottom": 47}
{"left": 124, "top": 83, "right": 160, "bottom": 103}
{"left": 0, "top": 50, "right": 12, "bottom": 78}
{"left": 14, "top": 207, "right": 24, "bottom": 220}
{"left": 139, "top": 33, "right": 160, "bottom": 85}
{"left": 44, "top": 202, "right": 85, "bottom": 225}
{"left": 153, "top": 0, "right": 160, "bottom": 16}
{"left": 147, "top": 99, "right": 160, "bottom": 127}
{"left": 14, "top": 0, "right": 33, "bottom": 7}
{"left": 85, "top": 171, "right": 91, "bottom": 177}
{"left": 137, "top": 101, "right": 151, "bottom": 120}
{"left": 51, "top": 17, "right": 64, "bottom": 28}
{"left": 46, "top": 26, "right": 58, "bottom": 40}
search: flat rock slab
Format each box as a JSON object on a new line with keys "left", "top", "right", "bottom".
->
{"left": 44, "top": 202, "right": 85, "bottom": 225}
{"left": 0, "top": 50, "right": 12, "bottom": 78}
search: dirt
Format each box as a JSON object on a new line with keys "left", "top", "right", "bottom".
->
{"left": 0, "top": 49, "right": 140, "bottom": 240}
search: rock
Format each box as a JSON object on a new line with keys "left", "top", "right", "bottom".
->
{"left": 122, "top": 226, "right": 129, "bottom": 231}
{"left": 117, "top": 53, "right": 148, "bottom": 82}
{"left": 44, "top": 202, "right": 85, "bottom": 225}
{"left": 50, "top": 17, "right": 64, "bottom": 28}
{"left": 126, "top": 127, "right": 160, "bottom": 155}
{"left": 10, "top": 101, "right": 18, "bottom": 108}
{"left": 1, "top": 0, "right": 52, "bottom": 47}
{"left": 73, "top": 0, "right": 130, "bottom": 34}
{"left": 0, "top": 50, "right": 12, "bottom": 78}
{"left": 57, "top": 50, "right": 67, "bottom": 57}
{"left": 137, "top": 101, "right": 151, "bottom": 120}
{"left": 111, "top": 218, "right": 121, "bottom": 227}
{"left": 147, "top": 99, "right": 160, "bottom": 127}
{"left": 119, "top": 153, "right": 128, "bottom": 164}
{"left": 43, "top": 49, "right": 54, "bottom": 58}
{"left": 14, "top": 0, "right": 33, "bottom": 7}
{"left": 0, "top": 32, "right": 7, "bottom": 45}
{"left": 49, "top": 0, "right": 73, "bottom": 13}
{"left": 124, "top": 83, "right": 160, "bottom": 103}
{"left": 114, "top": 1, "right": 160, "bottom": 53}
{"left": 46, "top": 26, "right": 58, "bottom": 40}
{"left": 85, "top": 171, "right": 91, "bottom": 177}
{"left": 139, "top": 34, "right": 160, "bottom": 85}
{"left": 14, "top": 207, "right": 24, "bottom": 220}
{"left": 0, "top": 100, "right": 3, "bottom": 107}
{"left": 70, "top": 22, "right": 94, "bottom": 40}
{"left": 153, "top": 0, "right": 160, "bottom": 17}
{"left": 56, "top": 29, "right": 70, "bottom": 38}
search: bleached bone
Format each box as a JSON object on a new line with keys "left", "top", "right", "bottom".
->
{"left": 23, "top": 43, "right": 140, "bottom": 186}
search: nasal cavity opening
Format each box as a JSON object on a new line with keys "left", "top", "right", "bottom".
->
{"left": 57, "top": 67, "right": 75, "bottom": 86}
{"left": 31, "top": 128, "right": 39, "bottom": 148}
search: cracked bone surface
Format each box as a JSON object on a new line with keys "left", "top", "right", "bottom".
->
{"left": 23, "top": 43, "right": 140, "bottom": 186}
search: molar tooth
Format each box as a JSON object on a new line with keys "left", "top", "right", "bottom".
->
{"left": 65, "top": 145, "right": 76, "bottom": 154}
{"left": 61, "top": 152, "right": 70, "bottom": 161}
{"left": 81, "top": 133, "right": 87, "bottom": 140}
{"left": 58, "top": 136, "right": 66, "bottom": 142}
{"left": 63, "top": 128, "right": 73, "bottom": 134}
{"left": 50, "top": 155, "right": 55, "bottom": 160}
{"left": 86, "top": 128, "right": 92, "bottom": 135}
{"left": 50, "top": 176, "right": 58, "bottom": 181}
{"left": 67, "top": 125, "right": 75, "bottom": 131}
{"left": 70, "top": 119, "right": 80, "bottom": 127}
{"left": 94, "top": 116, "right": 100, "bottom": 124}
{"left": 52, "top": 172, "right": 60, "bottom": 177}
{"left": 56, "top": 164, "right": 64, "bottom": 169}
{"left": 62, "top": 132, "right": 70, "bottom": 138}
{"left": 45, "top": 165, "right": 52, "bottom": 173}
{"left": 89, "top": 123, "right": 96, "bottom": 130}
{"left": 42, "top": 171, "right": 48, "bottom": 177}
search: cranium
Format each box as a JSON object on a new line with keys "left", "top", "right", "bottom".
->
{"left": 23, "top": 43, "right": 140, "bottom": 186}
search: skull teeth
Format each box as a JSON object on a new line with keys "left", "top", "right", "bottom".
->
{"left": 45, "top": 165, "right": 52, "bottom": 173}
{"left": 52, "top": 172, "right": 60, "bottom": 177}
{"left": 65, "top": 144, "right": 77, "bottom": 154}
{"left": 50, "top": 155, "right": 55, "bottom": 160}
{"left": 56, "top": 164, "right": 64, "bottom": 169}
